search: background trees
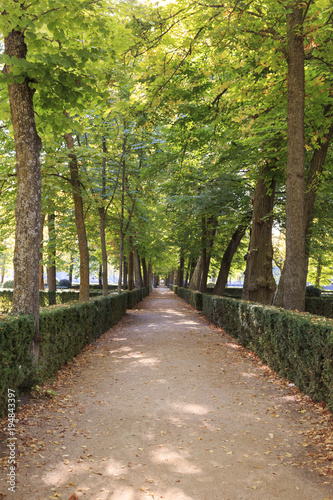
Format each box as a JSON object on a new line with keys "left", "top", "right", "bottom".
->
{"left": 1, "top": 0, "right": 333, "bottom": 354}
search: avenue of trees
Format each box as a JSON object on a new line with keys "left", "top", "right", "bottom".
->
{"left": 1, "top": 0, "right": 333, "bottom": 355}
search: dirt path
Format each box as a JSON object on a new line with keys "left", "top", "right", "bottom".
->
{"left": 1, "top": 286, "right": 333, "bottom": 500}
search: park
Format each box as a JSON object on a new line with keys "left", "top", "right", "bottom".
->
{"left": 1, "top": 0, "right": 333, "bottom": 498}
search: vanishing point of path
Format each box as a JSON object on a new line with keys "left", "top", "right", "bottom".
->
{"left": 1, "top": 287, "right": 333, "bottom": 500}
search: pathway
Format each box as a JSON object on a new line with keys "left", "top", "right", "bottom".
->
{"left": 1, "top": 287, "right": 333, "bottom": 499}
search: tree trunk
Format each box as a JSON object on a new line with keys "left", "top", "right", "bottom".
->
{"left": 63, "top": 128, "right": 90, "bottom": 301}
{"left": 176, "top": 253, "right": 185, "bottom": 288}
{"left": 274, "top": 99, "right": 333, "bottom": 307}
{"left": 69, "top": 255, "right": 73, "bottom": 286}
{"left": 123, "top": 258, "right": 128, "bottom": 290}
{"left": 47, "top": 212, "right": 56, "bottom": 292}
{"left": 188, "top": 256, "right": 203, "bottom": 290}
{"left": 315, "top": 254, "right": 322, "bottom": 288}
{"left": 148, "top": 261, "right": 153, "bottom": 289}
{"left": 214, "top": 218, "right": 251, "bottom": 296}
{"left": 98, "top": 207, "right": 108, "bottom": 295}
{"left": 5, "top": 28, "right": 42, "bottom": 363}
{"left": 133, "top": 248, "right": 143, "bottom": 288}
{"left": 118, "top": 156, "right": 126, "bottom": 294}
{"left": 142, "top": 257, "right": 148, "bottom": 287}
{"left": 39, "top": 213, "right": 45, "bottom": 290}
{"left": 200, "top": 216, "right": 218, "bottom": 293}
{"left": 283, "top": 3, "right": 306, "bottom": 311}
{"left": 128, "top": 239, "right": 134, "bottom": 291}
{"left": 242, "top": 165, "right": 276, "bottom": 304}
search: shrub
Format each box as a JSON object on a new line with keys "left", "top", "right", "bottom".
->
{"left": 0, "top": 287, "right": 149, "bottom": 417}
{"left": 58, "top": 279, "right": 72, "bottom": 289}
{"left": 201, "top": 294, "right": 333, "bottom": 412}
{"left": 0, "top": 314, "right": 34, "bottom": 416}
{"left": 305, "top": 297, "right": 333, "bottom": 318}
{"left": 171, "top": 286, "right": 333, "bottom": 412}
{"left": 2, "top": 280, "right": 14, "bottom": 289}
{"left": 306, "top": 285, "right": 322, "bottom": 297}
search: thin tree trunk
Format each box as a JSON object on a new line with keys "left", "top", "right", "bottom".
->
{"left": 148, "top": 261, "right": 153, "bottom": 289}
{"left": 5, "top": 28, "right": 42, "bottom": 363}
{"left": 142, "top": 257, "right": 148, "bottom": 287}
{"left": 315, "top": 254, "right": 322, "bottom": 288}
{"left": 99, "top": 137, "right": 109, "bottom": 296}
{"left": 283, "top": 3, "right": 306, "bottom": 311}
{"left": 128, "top": 237, "right": 134, "bottom": 291}
{"left": 214, "top": 218, "right": 251, "bottom": 296}
{"left": 200, "top": 216, "right": 217, "bottom": 293}
{"left": 188, "top": 256, "right": 203, "bottom": 290}
{"left": 118, "top": 155, "right": 126, "bottom": 294}
{"left": 63, "top": 126, "right": 90, "bottom": 301}
{"left": 39, "top": 213, "right": 45, "bottom": 290}
{"left": 242, "top": 165, "right": 276, "bottom": 305}
{"left": 99, "top": 207, "right": 108, "bottom": 295}
{"left": 176, "top": 253, "right": 185, "bottom": 287}
{"left": 123, "top": 258, "right": 128, "bottom": 290}
{"left": 69, "top": 255, "right": 73, "bottom": 286}
{"left": 47, "top": 212, "right": 57, "bottom": 291}
{"left": 133, "top": 248, "right": 143, "bottom": 288}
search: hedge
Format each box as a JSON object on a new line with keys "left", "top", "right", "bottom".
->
{"left": 0, "top": 289, "right": 115, "bottom": 313}
{"left": 170, "top": 286, "right": 333, "bottom": 412}
{"left": 0, "top": 286, "right": 149, "bottom": 417}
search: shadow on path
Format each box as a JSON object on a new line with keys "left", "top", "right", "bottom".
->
{"left": 1, "top": 287, "right": 332, "bottom": 499}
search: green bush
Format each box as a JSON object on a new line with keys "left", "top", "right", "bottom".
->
{"left": 2, "top": 280, "right": 14, "bottom": 289}
{"left": 305, "top": 297, "right": 333, "bottom": 318}
{"left": 306, "top": 285, "right": 322, "bottom": 297}
{"left": 201, "top": 294, "right": 333, "bottom": 412}
{"left": 176, "top": 287, "right": 203, "bottom": 311}
{"left": 0, "top": 287, "right": 149, "bottom": 417}
{"left": 0, "top": 314, "right": 34, "bottom": 416}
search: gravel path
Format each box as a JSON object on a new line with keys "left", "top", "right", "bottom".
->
{"left": 1, "top": 286, "right": 333, "bottom": 499}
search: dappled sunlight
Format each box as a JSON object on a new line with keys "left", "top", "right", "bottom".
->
{"left": 150, "top": 446, "right": 202, "bottom": 475}
{"left": 168, "top": 401, "right": 212, "bottom": 416}
{"left": 110, "top": 486, "right": 136, "bottom": 499}
{"left": 226, "top": 342, "right": 242, "bottom": 350}
{"left": 241, "top": 372, "right": 258, "bottom": 378}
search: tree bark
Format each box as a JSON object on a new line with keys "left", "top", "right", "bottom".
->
{"left": 214, "top": 217, "right": 251, "bottom": 296}
{"left": 200, "top": 216, "right": 218, "bottom": 293}
{"left": 142, "top": 257, "right": 148, "bottom": 287}
{"left": 47, "top": 212, "right": 57, "bottom": 292}
{"left": 69, "top": 255, "right": 73, "bottom": 286}
{"left": 242, "top": 165, "right": 276, "bottom": 304}
{"left": 123, "top": 258, "right": 128, "bottom": 290}
{"left": 63, "top": 128, "right": 90, "bottom": 301}
{"left": 274, "top": 112, "right": 333, "bottom": 307}
{"left": 283, "top": 3, "right": 306, "bottom": 311}
{"left": 176, "top": 253, "right": 185, "bottom": 288}
{"left": 99, "top": 207, "right": 108, "bottom": 295}
{"left": 128, "top": 238, "right": 134, "bottom": 291}
{"left": 188, "top": 256, "right": 203, "bottom": 290}
{"left": 133, "top": 248, "right": 143, "bottom": 288}
{"left": 5, "top": 28, "right": 42, "bottom": 363}
{"left": 39, "top": 213, "right": 45, "bottom": 290}
{"left": 315, "top": 254, "right": 322, "bottom": 288}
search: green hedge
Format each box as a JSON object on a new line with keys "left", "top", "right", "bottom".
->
{"left": 305, "top": 297, "right": 333, "bottom": 319}
{"left": 170, "top": 287, "right": 333, "bottom": 412}
{"left": 176, "top": 287, "right": 203, "bottom": 311}
{"left": 0, "top": 314, "right": 35, "bottom": 415}
{"left": 0, "top": 287, "right": 149, "bottom": 417}
{"left": 0, "top": 289, "right": 114, "bottom": 313}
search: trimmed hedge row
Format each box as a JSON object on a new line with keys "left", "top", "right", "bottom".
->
{"left": 0, "top": 289, "right": 114, "bottom": 313}
{"left": 170, "top": 286, "right": 333, "bottom": 412}
{"left": 0, "top": 287, "right": 149, "bottom": 417}
{"left": 305, "top": 297, "right": 333, "bottom": 319}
